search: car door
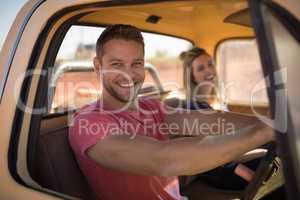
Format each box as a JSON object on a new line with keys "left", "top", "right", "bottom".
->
{"left": 249, "top": 0, "right": 300, "bottom": 199}
{"left": 0, "top": 1, "right": 127, "bottom": 199}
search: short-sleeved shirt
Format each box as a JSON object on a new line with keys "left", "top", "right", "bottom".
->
{"left": 69, "top": 98, "right": 184, "bottom": 200}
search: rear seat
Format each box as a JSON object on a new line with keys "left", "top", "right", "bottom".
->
{"left": 33, "top": 124, "right": 96, "bottom": 200}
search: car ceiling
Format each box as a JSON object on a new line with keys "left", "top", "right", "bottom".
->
{"left": 78, "top": 0, "right": 254, "bottom": 54}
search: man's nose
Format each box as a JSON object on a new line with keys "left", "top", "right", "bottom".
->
{"left": 122, "top": 65, "right": 136, "bottom": 82}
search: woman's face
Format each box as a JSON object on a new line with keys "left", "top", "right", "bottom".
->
{"left": 191, "top": 54, "right": 216, "bottom": 94}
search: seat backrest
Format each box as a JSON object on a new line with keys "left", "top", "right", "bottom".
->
{"left": 33, "top": 126, "right": 96, "bottom": 200}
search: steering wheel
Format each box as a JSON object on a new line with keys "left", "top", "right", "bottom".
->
{"left": 242, "top": 142, "right": 284, "bottom": 200}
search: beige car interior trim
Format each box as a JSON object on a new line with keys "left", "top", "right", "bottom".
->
{"left": 78, "top": 0, "right": 254, "bottom": 54}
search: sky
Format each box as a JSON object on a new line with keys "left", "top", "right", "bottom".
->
{"left": 57, "top": 26, "right": 192, "bottom": 60}
{"left": 0, "top": 0, "right": 27, "bottom": 52}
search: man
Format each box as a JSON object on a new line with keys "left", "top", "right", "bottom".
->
{"left": 69, "top": 24, "right": 274, "bottom": 200}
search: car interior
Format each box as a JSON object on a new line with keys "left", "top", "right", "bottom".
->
{"left": 15, "top": 0, "right": 297, "bottom": 199}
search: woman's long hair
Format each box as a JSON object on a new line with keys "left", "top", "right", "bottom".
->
{"left": 180, "top": 47, "right": 218, "bottom": 105}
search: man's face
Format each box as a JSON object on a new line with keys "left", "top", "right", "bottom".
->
{"left": 96, "top": 39, "right": 145, "bottom": 103}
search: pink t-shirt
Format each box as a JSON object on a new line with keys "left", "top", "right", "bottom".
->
{"left": 69, "top": 98, "right": 184, "bottom": 200}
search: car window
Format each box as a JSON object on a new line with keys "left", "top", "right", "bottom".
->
{"left": 50, "top": 25, "right": 192, "bottom": 113}
{"left": 50, "top": 62, "right": 160, "bottom": 113}
{"left": 216, "top": 39, "right": 269, "bottom": 106}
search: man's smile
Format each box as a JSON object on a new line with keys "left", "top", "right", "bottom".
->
{"left": 117, "top": 82, "right": 135, "bottom": 88}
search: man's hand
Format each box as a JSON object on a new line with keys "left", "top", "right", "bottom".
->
{"left": 257, "top": 124, "right": 276, "bottom": 143}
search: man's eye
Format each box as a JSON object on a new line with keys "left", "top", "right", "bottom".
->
{"left": 112, "top": 63, "right": 122, "bottom": 68}
{"left": 133, "top": 62, "right": 143, "bottom": 68}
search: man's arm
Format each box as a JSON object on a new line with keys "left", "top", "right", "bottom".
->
{"left": 164, "top": 106, "right": 264, "bottom": 137}
{"left": 87, "top": 124, "right": 273, "bottom": 177}
{"left": 164, "top": 107, "right": 269, "bottom": 162}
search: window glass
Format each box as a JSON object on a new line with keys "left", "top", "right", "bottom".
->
{"left": 216, "top": 39, "right": 269, "bottom": 106}
{"left": 51, "top": 70, "right": 100, "bottom": 113}
{"left": 51, "top": 25, "right": 192, "bottom": 112}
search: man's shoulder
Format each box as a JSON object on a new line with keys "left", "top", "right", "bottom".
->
{"left": 139, "top": 97, "right": 166, "bottom": 120}
{"left": 77, "top": 100, "right": 100, "bottom": 113}
{"left": 72, "top": 100, "right": 114, "bottom": 122}
{"left": 139, "top": 97, "right": 162, "bottom": 109}
{"left": 68, "top": 101, "right": 114, "bottom": 155}
{"left": 72, "top": 98, "right": 164, "bottom": 120}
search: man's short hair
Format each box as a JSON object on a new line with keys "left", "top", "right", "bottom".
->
{"left": 96, "top": 24, "right": 144, "bottom": 57}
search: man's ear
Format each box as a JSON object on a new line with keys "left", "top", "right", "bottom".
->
{"left": 93, "top": 56, "right": 101, "bottom": 73}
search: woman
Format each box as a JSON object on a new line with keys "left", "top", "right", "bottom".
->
{"left": 180, "top": 47, "right": 262, "bottom": 191}
{"left": 180, "top": 47, "right": 226, "bottom": 110}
